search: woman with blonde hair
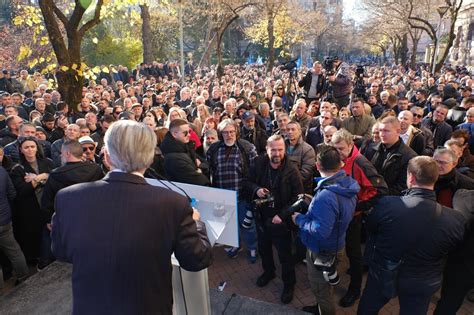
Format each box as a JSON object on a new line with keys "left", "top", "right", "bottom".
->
{"left": 193, "top": 104, "right": 211, "bottom": 137}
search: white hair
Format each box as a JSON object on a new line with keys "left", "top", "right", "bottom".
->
{"left": 104, "top": 120, "right": 156, "bottom": 172}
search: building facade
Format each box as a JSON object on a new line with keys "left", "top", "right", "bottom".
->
{"left": 449, "top": 0, "right": 474, "bottom": 66}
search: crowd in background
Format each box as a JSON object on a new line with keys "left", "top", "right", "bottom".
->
{"left": 1, "top": 59, "right": 474, "bottom": 313}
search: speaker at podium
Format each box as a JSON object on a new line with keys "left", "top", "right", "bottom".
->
{"left": 147, "top": 179, "right": 239, "bottom": 315}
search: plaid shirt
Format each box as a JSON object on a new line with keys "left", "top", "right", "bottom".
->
{"left": 207, "top": 140, "right": 257, "bottom": 197}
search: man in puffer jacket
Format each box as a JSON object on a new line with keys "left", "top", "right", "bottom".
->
{"left": 292, "top": 146, "right": 360, "bottom": 315}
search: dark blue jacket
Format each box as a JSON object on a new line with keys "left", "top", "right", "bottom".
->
{"left": 295, "top": 170, "right": 359, "bottom": 253}
{"left": 51, "top": 172, "right": 213, "bottom": 315}
{"left": 365, "top": 188, "right": 465, "bottom": 281}
{"left": 0, "top": 166, "right": 16, "bottom": 225}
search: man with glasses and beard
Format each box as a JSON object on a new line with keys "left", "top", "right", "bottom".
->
{"left": 206, "top": 119, "right": 258, "bottom": 262}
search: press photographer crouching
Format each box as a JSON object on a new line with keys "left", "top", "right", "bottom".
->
{"left": 291, "top": 146, "right": 360, "bottom": 315}
{"left": 244, "top": 135, "right": 304, "bottom": 304}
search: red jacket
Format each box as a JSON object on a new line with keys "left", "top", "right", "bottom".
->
{"left": 342, "top": 145, "right": 388, "bottom": 215}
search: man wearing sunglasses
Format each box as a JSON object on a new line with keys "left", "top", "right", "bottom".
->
{"left": 79, "top": 136, "right": 99, "bottom": 164}
{"left": 411, "top": 106, "right": 435, "bottom": 156}
{"left": 160, "top": 119, "right": 209, "bottom": 186}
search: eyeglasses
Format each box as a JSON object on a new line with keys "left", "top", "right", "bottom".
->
{"left": 434, "top": 159, "right": 451, "bottom": 165}
{"left": 82, "top": 146, "right": 95, "bottom": 152}
{"left": 412, "top": 113, "right": 423, "bottom": 118}
{"left": 221, "top": 130, "right": 236, "bottom": 135}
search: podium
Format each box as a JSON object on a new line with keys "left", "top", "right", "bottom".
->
{"left": 146, "top": 179, "right": 238, "bottom": 315}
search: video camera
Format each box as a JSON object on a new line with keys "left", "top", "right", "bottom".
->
{"left": 355, "top": 65, "right": 365, "bottom": 78}
{"left": 353, "top": 64, "right": 368, "bottom": 101}
{"left": 279, "top": 58, "right": 298, "bottom": 75}
{"left": 323, "top": 56, "right": 338, "bottom": 75}
{"left": 287, "top": 194, "right": 313, "bottom": 215}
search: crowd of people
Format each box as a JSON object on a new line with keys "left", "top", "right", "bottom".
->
{"left": 1, "top": 57, "right": 474, "bottom": 314}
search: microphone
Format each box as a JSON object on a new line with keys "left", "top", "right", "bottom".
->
{"left": 145, "top": 167, "right": 194, "bottom": 205}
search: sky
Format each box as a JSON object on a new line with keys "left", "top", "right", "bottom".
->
{"left": 343, "top": 0, "right": 368, "bottom": 24}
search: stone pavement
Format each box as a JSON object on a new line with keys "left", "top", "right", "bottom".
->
{"left": 207, "top": 246, "right": 474, "bottom": 314}
{"left": 0, "top": 249, "right": 473, "bottom": 314}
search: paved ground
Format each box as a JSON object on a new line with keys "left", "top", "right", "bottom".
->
{"left": 208, "top": 246, "right": 474, "bottom": 314}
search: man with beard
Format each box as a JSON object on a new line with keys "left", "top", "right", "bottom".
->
{"left": 203, "top": 129, "right": 218, "bottom": 154}
{"left": 240, "top": 111, "right": 268, "bottom": 155}
{"left": 244, "top": 135, "right": 303, "bottom": 304}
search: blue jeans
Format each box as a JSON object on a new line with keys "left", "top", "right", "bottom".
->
{"left": 237, "top": 199, "right": 257, "bottom": 251}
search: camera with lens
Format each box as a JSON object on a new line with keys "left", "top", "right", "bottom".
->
{"left": 253, "top": 193, "right": 274, "bottom": 207}
{"left": 322, "top": 263, "right": 340, "bottom": 285}
{"left": 355, "top": 65, "right": 365, "bottom": 78}
{"left": 353, "top": 64, "right": 368, "bottom": 100}
{"left": 312, "top": 253, "right": 340, "bottom": 286}
{"left": 241, "top": 209, "right": 254, "bottom": 229}
{"left": 287, "top": 194, "right": 313, "bottom": 215}
{"left": 323, "top": 56, "right": 338, "bottom": 75}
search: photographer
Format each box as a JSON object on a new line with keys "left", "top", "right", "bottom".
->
{"left": 327, "top": 57, "right": 352, "bottom": 108}
{"left": 244, "top": 135, "right": 304, "bottom": 304}
{"left": 292, "top": 146, "right": 360, "bottom": 315}
{"left": 299, "top": 62, "right": 327, "bottom": 104}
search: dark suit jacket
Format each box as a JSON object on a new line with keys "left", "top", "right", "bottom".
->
{"left": 51, "top": 172, "right": 212, "bottom": 315}
{"left": 306, "top": 126, "right": 324, "bottom": 152}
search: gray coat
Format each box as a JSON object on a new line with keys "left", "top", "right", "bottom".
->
{"left": 285, "top": 137, "right": 316, "bottom": 193}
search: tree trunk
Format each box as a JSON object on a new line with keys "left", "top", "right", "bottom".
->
{"left": 38, "top": 0, "right": 103, "bottom": 112}
{"left": 216, "top": 32, "right": 224, "bottom": 78}
{"left": 435, "top": 6, "right": 461, "bottom": 73}
{"left": 400, "top": 34, "right": 408, "bottom": 66}
{"left": 140, "top": 4, "right": 153, "bottom": 64}
{"left": 56, "top": 70, "right": 83, "bottom": 112}
{"left": 393, "top": 41, "right": 400, "bottom": 65}
{"left": 410, "top": 35, "right": 420, "bottom": 69}
{"left": 267, "top": 9, "right": 275, "bottom": 72}
{"left": 430, "top": 38, "right": 438, "bottom": 73}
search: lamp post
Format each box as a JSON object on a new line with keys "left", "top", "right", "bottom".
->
{"left": 432, "top": 5, "right": 450, "bottom": 74}
{"left": 178, "top": 0, "right": 185, "bottom": 85}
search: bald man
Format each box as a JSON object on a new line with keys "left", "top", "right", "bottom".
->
{"left": 398, "top": 110, "right": 426, "bottom": 155}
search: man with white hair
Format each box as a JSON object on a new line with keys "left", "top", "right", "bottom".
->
{"left": 51, "top": 120, "right": 212, "bottom": 314}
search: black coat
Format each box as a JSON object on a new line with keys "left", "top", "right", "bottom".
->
{"left": 40, "top": 161, "right": 104, "bottom": 223}
{"left": 421, "top": 118, "right": 453, "bottom": 149}
{"left": 244, "top": 155, "right": 304, "bottom": 222}
{"left": 51, "top": 172, "right": 213, "bottom": 315}
{"left": 0, "top": 166, "right": 16, "bottom": 225}
{"left": 370, "top": 139, "right": 417, "bottom": 195}
{"left": 160, "top": 132, "right": 210, "bottom": 186}
{"left": 240, "top": 126, "right": 268, "bottom": 155}
{"left": 306, "top": 126, "right": 324, "bottom": 152}
{"left": 298, "top": 70, "right": 326, "bottom": 98}
{"left": 365, "top": 188, "right": 465, "bottom": 281}
{"left": 406, "top": 128, "right": 426, "bottom": 156}
{"left": 10, "top": 158, "right": 53, "bottom": 260}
